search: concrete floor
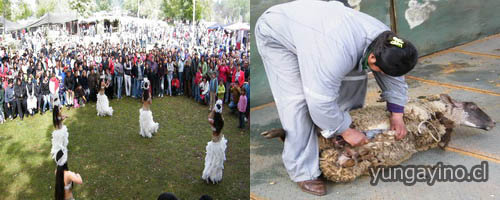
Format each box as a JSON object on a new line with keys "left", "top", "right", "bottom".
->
{"left": 250, "top": 34, "right": 500, "bottom": 200}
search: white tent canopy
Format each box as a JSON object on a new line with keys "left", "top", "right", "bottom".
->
{"left": 23, "top": 13, "right": 78, "bottom": 29}
{"left": 0, "top": 17, "right": 23, "bottom": 32}
{"left": 224, "top": 22, "right": 250, "bottom": 31}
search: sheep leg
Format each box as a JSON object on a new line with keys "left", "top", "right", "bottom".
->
{"left": 261, "top": 128, "right": 286, "bottom": 142}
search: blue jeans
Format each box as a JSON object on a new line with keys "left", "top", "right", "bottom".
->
{"left": 116, "top": 75, "right": 123, "bottom": 99}
{"left": 131, "top": 78, "right": 137, "bottom": 97}
{"left": 239, "top": 111, "right": 245, "bottom": 128}
{"left": 43, "top": 94, "right": 50, "bottom": 112}
{"left": 194, "top": 84, "right": 200, "bottom": 102}
{"left": 59, "top": 92, "right": 66, "bottom": 106}
{"left": 202, "top": 93, "right": 209, "bottom": 104}
{"left": 159, "top": 76, "right": 165, "bottom": 96}
{"left": 192, "top": 79, "right": 196, "bottom": 98}
{"left": 167, "top": 73, "right": 173, "bottom": 96}
{"left": 224, "top": 81, "right": 230, "bottom": 103}
{"left": 135, "top": 79, "right": 143, "bottom": 98}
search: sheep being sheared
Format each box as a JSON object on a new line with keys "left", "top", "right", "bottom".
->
{"left": 261, "top": 94, "right": 495, "bottom": 183}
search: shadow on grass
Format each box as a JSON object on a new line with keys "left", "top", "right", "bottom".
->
{"left": 1, "top": 96, "right": 249, "bottom": 199}
{"left": 0, "top": 117, "right": 55, "bottom": 199}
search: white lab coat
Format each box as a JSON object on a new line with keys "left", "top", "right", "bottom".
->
{"left": 255, "top": 0, "right": 408, "bottom": 182}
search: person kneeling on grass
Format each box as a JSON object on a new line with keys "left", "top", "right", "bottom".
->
{"left": 74, "top": 84, "right": 86, "bottom": 108}
{"left": 229, "top": 83, "right": 240, "bottom": 114}
{"left": 199, "top": 77, "right": 210, "bottom": 105}
{"left": 171, "top": 74, "right": 180, "bottom": 96}
{"left": 96, "top": 79, "right": 113, "bottom": 116}
{"left": 139, "top": 78, "right": 159, "bottom": 138}
{"left": 202, "top": 100, "right": 227, "bottom": 184}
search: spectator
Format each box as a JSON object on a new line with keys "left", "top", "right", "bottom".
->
{"left": 237, "top": 88, "right": 247, "bottom": 129}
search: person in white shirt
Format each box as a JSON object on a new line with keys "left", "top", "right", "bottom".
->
{"left": 199, "top": 77, "right": 210, "bottom": 105}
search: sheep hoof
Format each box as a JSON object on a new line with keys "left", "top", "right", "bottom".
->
{"left": 261, "top": 128, "right": 286, "bottom": 142}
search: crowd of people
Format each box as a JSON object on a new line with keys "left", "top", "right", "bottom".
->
{"left": 18, "top": 18, "right": 251, "bottom": 200}
{"left": 0, "top": 19, "right": 250, "bottom": 128}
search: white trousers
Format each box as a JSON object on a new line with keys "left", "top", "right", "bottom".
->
{"left": 124, "top": 74, "right": 132, "bottom": 96}
{"left": 255, "top": 11, "right": 367, "bottom": 182}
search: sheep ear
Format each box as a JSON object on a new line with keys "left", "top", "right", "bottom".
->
{"left": 440, "top": 94, "right": 461, "bottom": 108}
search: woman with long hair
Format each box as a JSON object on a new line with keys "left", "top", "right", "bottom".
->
{"left": 139, "top": 78, "right": 159, "bottom": 138}
{"left": 202, "top": 99, "right": 227, "bottom": 184}
{"left": 96, "top": 78, "right": 113, "bottom": 116}
{"left": 54, "top": 150, "right": 83, "bottom": 200}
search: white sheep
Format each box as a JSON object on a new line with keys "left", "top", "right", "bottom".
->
{"left": 262, "top": 94, "right": 495, "bottom": 182}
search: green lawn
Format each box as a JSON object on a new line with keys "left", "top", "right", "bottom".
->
{"left": 0, "top": 96, "right": 249, "bottom": 199}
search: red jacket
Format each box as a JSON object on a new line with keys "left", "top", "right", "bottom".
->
{"left": 172, "top": 78, "right": 180, "bottom": 88}
{"left": 238, "top": 70, "right": 245, "bottom": 87}
{"left": 194, "top": 71, "right": 202, "bottom": 85}
{"left": 0, "top": 64, "right": 8, "bottom": 79}
{"left": 109, "top": 59, "right": 114, "bottom": 75}
{"left": 231, "top": 67, "right": 237, "bottom": 83}
{"left": 218, "top": 65, "right": 228, "bottom": 83}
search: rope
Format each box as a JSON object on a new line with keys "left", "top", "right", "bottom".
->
{"left": 418, "top": 120, "right": 440, "bottom": 143}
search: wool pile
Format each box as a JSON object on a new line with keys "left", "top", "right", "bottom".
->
{"left": 319, "top": 97, "right": 456, "bottom": 182}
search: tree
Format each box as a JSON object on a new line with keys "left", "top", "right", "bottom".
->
{"left": 161, "top": 0, "right": 209, "bottom": 21}
{"left": 213, "top": 0, "right": 249, "bottom": 23}
{"left": 0, "top": 0, "right": 13, "bottom": 20}
{"left": 124, "top": 0, "right": 163, "bottom": 19}
{"left": 96, "top": 0, "right": 112, "bottom": 11}
{"left": 13, "top": 1, "right": 33, "bottom": 21}
{"left": 36, "top": 0, "right": 57, "bottom": 17}
{"left": 69, "top": 0, "right": 97, "bottom": 17}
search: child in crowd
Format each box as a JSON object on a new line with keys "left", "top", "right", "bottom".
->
{"left": 229, "top": 83, "right": 240, "bottom": 114}
{"left": 171, "top": 74, "right": 180, "bottom": 96}
{"left": 217, "top": 79, "right": 225, "bottom": 102}
{"left": 237, "top": 88, "right": 247, "bottom": 129}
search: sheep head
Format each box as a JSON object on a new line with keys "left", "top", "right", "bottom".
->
{"left": 439, "top": 94, "right": 496, "bottom": 131}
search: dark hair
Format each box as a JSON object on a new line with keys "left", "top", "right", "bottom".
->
{"left": 55, "top": 150, "right": 68, "bottom": 200}
{"left": 213, "top": 111, "right": 224, "bottom": 134}
{"left": 143, "top": 89, "right": 150, "bottom": 102}
{"left": 370, "top": 31, "right": 418, "bottom": 76}
{"left": 199, "top": 195, "right": 213, "bottom": 200}
{"left": 157, "top": 192, "right": 178, "bottom": 200}
{"left": 53, "top": 105, "right": 61, "bottom": 128}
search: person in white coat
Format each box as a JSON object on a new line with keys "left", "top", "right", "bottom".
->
{"left": 255, "top": 0, "right": 418, "bottom": 196}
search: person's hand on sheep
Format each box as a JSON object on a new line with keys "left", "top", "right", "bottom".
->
{"left": 340, "top": 128, "right": 369, "bottom": 147}
{"left": 390, "top": 112, "right": 407, "bottom": 140}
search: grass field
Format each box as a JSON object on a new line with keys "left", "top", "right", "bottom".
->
{"left": 0, "top": 96, "right": 250, "bottom": 199}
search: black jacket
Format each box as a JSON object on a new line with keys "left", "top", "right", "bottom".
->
{"left": 184, "top": 62, "right": 192, "bottom": 81}
{"left": 64, "top": 75, "right": 75, "bottom": 91}
{"left": 80, "top": 76, "right": 89, "bottom": 89}
{"left": 35, "top": 82, "right": 43, "bottom": 97}
{"left": 42, "top": 81, "right": 50, "bottom": 95}
{"left": 14, "top": 83, "right": 26, "bottom": 99}
{"left": 131, "top": 63, "right": 138, "bottom": 78}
